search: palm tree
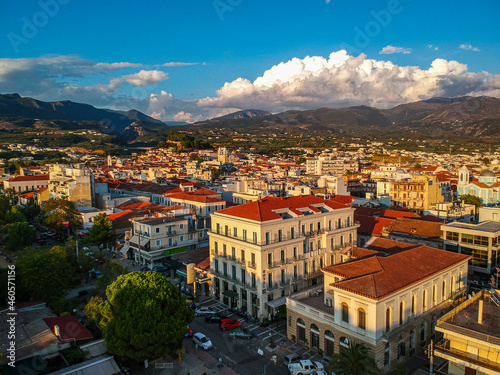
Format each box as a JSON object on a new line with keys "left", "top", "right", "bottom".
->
{"left": 328, "top": 342, "right": 380, "bottom": 375}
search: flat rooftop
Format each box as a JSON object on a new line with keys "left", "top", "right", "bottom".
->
{"left": 438, "top": 292, "right": 500, "bottom": 344}
{"left": 442, "top": 220, "right": 500, "bottom": 234}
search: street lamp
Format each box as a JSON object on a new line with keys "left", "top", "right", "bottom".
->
{"left": 263, "top": 355, "right": 277, "bottom": 375}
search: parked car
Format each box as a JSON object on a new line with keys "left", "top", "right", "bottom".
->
{"left": 204, "top": 314, "right": 226, "bottom": 323}
{"left": 193, "top": 332, "right": 212, "bottom": 350}
{"left": 194, "top": 306, "right": 216, "bottom": 317}
{"left": 284, "top": 353, "right": 302, "bottom": 366}
{"left": 219, "top": 318, "right": 241, "bottom": 331}
{"left": 229, "top": 328, "right": 253, "bottom": 339}
{"left": 288, "top": 360, "right": 324, "bottom": 375}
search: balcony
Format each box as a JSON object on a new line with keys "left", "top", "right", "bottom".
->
{"left": 247, "top": 261, "right": 257, "bottom": 270}
{"left": 434, "top": 339, "right": 500, "bottom": 373}
{"left": 304, "top": 270, "right": 323, "bottom": 280}
{"left": 265, "top": 282, "right": 279, "bottom": 291}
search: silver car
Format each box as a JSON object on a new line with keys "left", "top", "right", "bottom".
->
{"left": 193, "top": 332, "right": 212, "bottom": 350}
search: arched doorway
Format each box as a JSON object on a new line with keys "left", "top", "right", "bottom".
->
{"left": 324, "top": 330, "right": 334, "bottom": 357}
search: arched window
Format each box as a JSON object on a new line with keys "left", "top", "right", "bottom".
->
{"left": 358, "top": 308, "right": 366, "bottom": 330}
{"left": 423, "top": 289, "right": 428, "bottom": 310}
{"left": 324, "top": 330, "right": 334, "bottom": 357}
{"left": 433, "top": 284, "right": 437, "bottom": 304}
{"left": 311, "top": 324, "right": 320, "bottom": 349}
{"left": 341, "top": 303, "right": 349, "bottom": 323}
{"left": 297, "top": 318, "right": 305, "bottom": 342}
{"left": 442, "top": 280, "right": 446, "bottom": 298}
{"left": 411, "top": 295, "right": 416, "bottom": 315}
{"left": 385, "top": 307, "right": 391, "bottom": 333}
{"left": 399, "top": 301, "right": 404, "bottom": 325}
{"left": 451, "top": 275, "right": 455, "bottom": 294}
{"left": 340, "top": 336, "right": 349, "bottom": 347}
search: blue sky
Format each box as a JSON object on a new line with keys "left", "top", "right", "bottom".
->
{"left": 0, "top": 0, "right": 499, "bottom": 121}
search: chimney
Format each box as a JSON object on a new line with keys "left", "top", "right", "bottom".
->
{"left": 478, "top": 299, "right": 484, "bottom": 324}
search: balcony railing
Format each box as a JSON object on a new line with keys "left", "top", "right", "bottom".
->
{"left": 247, "top": 261, "right": 257, "bottom": 270}
{"left": 434, "top": 340, "right": 500, "bottom": 372}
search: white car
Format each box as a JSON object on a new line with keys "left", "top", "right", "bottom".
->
{"left": 288, "top": 359, "right": 325, "bottom": 375}
{"left": 194, "top": 306, "right": 216, "bottom": 317}
{"left": 193, "top": 332, "right": 212, "bottom": 350}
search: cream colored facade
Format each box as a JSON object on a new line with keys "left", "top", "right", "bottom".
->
{"left": 389, "top": 175, "right": 444, "bottom": 212}
{"left": 287, "top": 251, "right": 469, "bottom": 373}
{"left": 209, "top": 196, "right": 358, "bottom": 319}
{"left": 48, "top": 164, "right": 94, "bottom": 208}
{"left": 435, "top": 289, "right": 500, "bottom": 375}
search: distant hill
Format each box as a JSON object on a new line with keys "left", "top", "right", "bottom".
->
{"left": 0, "top": 93, "right": 167, "bottom": 141}
{"left": 215, "top": 109, "right": 272, "bottom": 120}
{"left": 190, "top": 96, "right": 500, "bottom": 139}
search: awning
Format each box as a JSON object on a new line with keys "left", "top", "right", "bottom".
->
{"left": 222, "top": 290, "right": 238, "bottom": 298}
{"left": 266, "top": 296, "right": 287, "bottom": 309}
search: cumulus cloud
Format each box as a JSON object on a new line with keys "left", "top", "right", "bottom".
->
{"left": 95, "top": 62, "right": 145, "bottom": 70}
{"left": 380, "top": 45, "right": 412, "bottom": 54}
{"left": 198, "top": 50, "right": 500, "bottom": 112}
{"left": 163, "top": 62, "right": 198, "bottom": 67}
{"left": 118, "top": 70, "right": 168, "bottom": 87}
{"left": 460, "top": 44, "right": 480, "bottom": 52}
{"left": 173, "top": 111, "right": 203, "bottom": 123}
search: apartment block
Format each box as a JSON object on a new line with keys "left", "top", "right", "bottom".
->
{"left": 48, "top": 164, "right": 94, "bottom": 208}
{"left": 389, "top": 175, "right": 444, "bottom": 213}
{"left": 209, "top": 195, "right": 358, "bottom": 319}
{"left": 434, "top": 289, "right": 500, "bottom": 375}
{"left": 442, "top": 221, "right": 500, "bottom": 275}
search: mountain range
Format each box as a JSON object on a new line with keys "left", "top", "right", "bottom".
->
{"left": 1, "top": 93, "right": 499, "bottom": 143}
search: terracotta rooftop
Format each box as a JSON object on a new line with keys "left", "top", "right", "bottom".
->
{"left": 216, "top": 195, "right": 349, "bottom": 222}
{"left": 43, "top": 316, "right": 93, "bottom": 341}
{"left": 386, "top": 218, "right": 443, "bottom": 238}
{"left": 323, "top": 246, "right": 470, "bottom": 300}
{"left": 7, "top": 175, "right": 50, "bottom": 182}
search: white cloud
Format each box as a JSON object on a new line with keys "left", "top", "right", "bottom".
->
{"left": 119, "top": 70, "right": 168, "bottom": 87}
{"left": 198, "top": 50, "right": 500, "bottom": 112}
{"left": 163, "top": 62, "right": 198, "bottom": 67}
{"left": 380, "top": 45, "right": 412, "bottom": 54}
{"left": 460, "top": 44, "right": 480, "bottom": 52}
{"left": 95, "top": 62, "right": 144, "bottom": 70}
{"left": 173, "top": 111, "right": 203, "bottom": 123}
{"left": 427, "top": 44, "right": 439, "bottom": 51}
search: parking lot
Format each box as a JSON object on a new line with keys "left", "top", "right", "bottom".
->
{"left": 188, "top": 299, "right": 328, "bottom": 375}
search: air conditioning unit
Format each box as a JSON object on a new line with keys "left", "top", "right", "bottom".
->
{"left": 325, "top": 298, "right": 332, "bottom": 307}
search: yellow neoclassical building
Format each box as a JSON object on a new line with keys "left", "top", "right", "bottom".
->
{"left": 209, "top": 195, "right": 358, "bottom": 319}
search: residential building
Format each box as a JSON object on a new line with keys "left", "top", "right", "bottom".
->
{"left": 389, "top": 175, "right": 444, "bottom": 213}
{"left": 306, "top": 157, "right": 359, "bottom": 176}
{"left": 441, "top": 221, "right": 500, "bottom": 276}
{"left": 434, "top": 289, "right": 500, "bottom": 375}
{"left": 3, "top": 174, "right": 50, "bottom": 193}
{"left": 48, "top": 164, "right": 94, "bottom": 208}
{"left": 479, "top": 207, "right": 500, "bottom": 223}
{"left": 287, "top": 245, "right": 470, "bottom": 373}
{"left": 128, "top": 214, "right": 204, "bottom": 269}
{"left": 209, "top": 195, "right": 358, "bottom": 319}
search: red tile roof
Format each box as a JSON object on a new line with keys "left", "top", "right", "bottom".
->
{"left": 386, "top": 218, "right": 443, "bottom": 238}
{"left": 329, "top": 195, "right": 358, "bottom": 205}
{"left": 108, "top": 210, "right": 133, "bottom": 221}
{"left": 355, "top": 214, "right": 393, "bottom": 235}
{"left": 323, "top": 246, "right": 470, "bottom": 300}
{"left": 216, "top": 195, "right": 349, "bottom": 222}
{"left": 7, "top": 175, "right": 50, "bottom": 182}
{"left": 43, "top": 316, "right": 93, "bottom": 341}
{"left": 364, "top": 237, "right": 419, "bottom": 255}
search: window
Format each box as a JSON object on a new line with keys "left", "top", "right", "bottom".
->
{"left": 278, "top": 229, "right": 283, "bottom": 242}
{"left": 251, "top": 253, "right": 255, "bottom": 265}
{"left": 423, "top": 289, "right": 428, "bottom": 310}
{"left": 241, "top": 269, "right": 246, "bottom": 284}
{"left": 293, "top": 247, "right": 298, "bottom": 259}
{"left": 223, "top": 262, "right": 227, "bottom": 277}
{"left": 446, "top": 232, "right": 459, "bottom": 241}
{"left": 341, "top": 303, "right": 349, "bottom": 323}
{"left": 399, "top": 301, "right": 404, "bottom": 325}
{"left": 265, "top": 232, "right": 270, "bottom": 245}
{"left": 281, "top": 269, "right": 286, "bottom": 283}
{"left": 268, "top": 253, "right": 272, "bottom": 266}
{"left": 223, "top": 244, "right": 227, "bottom": 256}
{"left": 268, "top": 273, "right": 273, "bottom": 288}
{"left": 243, "top": 229, "right": 247, "bottom": 241}
{"left": 411, "top": 295, "right": 416, "bottom": 315}
{"left": 253, "top": 232, "right": 257, "bottom": 244}
{"left": 214, "top": 259, "right": 219, "bottom": 272}
{"left": 180, "top": 224, "right": 184, "bottom": 229}
{"left": 281, "top": 250, "right": 285, "bottom": 262}
{"left": 291, "top": 227, "right": 295, "bottom": 239}
{"left": 231, "top": 265, "right": 236, "bottom": 280}
{"left": 231, "top": 247, "right": 236, "bottom": 258}
{"left": 358, "top": 308, "right": 366, "bottom": 330}
{"left": 180, "top": 235, "right": 184, "bottom": 241}
{"left": 251, "top": 273, "right": 256, "bottom": 288}
{"left": 386, "top": 308, "right": 391, "bottom": 332}
{"left": 214, "top": 241, "right": 218, "bottom": 254}
{"left": 233, "top": 227, "right": 237, "bottom": 237}
{"left": 156, "top": 240, "right": 161, "bottom": 247}
{"left": 442, "top": 280, "right": 446, "bottom": 298}
{"left": 312, "top": 260, "right": 316, "bottom": 273}
{"left": 432, "top": 284, "right": 437, "bottom": 304}
{"left": 241, "top": 250, "right": 245, "bottom": 262}
{"left": 155, "top": 227, "right": 160, "bottom": 233}
{"left": 301, "top": 225, "right": 305, "bottom": 234}
{"left": 293, "top": 265, "right": 298, "bottom": 278}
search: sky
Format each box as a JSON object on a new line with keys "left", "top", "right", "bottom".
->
{"left": 0, "top": 0, "right": 499, "bottom": 122}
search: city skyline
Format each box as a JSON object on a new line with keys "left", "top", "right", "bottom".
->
{"left": 1, "top": 0, "right": 499, "bottom": 122}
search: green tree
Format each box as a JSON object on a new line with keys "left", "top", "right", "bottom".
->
{"left": 459, "top": 194, "right": 482, "bottom": 207}
{"left": 20, "top": 198, "right": 41, "bottom": 222}
{"left": 5, "top": 207, "right": 25, "bottom": 223}
{"left": 90, "top": 272, "right": 194, "bottom": 362}
{"left": 327, "top": 342, "right": 380, "bottom": 375}
{"left": 7, "top": 222, "right": 35, "bottom": 251}
{"left": 87, "top": 213, "right": 113, "bottom": 251}
{"left": 296, "top": 156, "right": 306, "bottom": 164}
{"left": 211, "top": 167, "right": 221, "bottom": 180}
{"left": 0, "top": 194, "right": 11, "bottom": 225}
{"left": 43, "top": 198, "right": 82, "bottom": 232}
{"left": 414, "top": 162, "right": 422, "bottom": 168}
{"left": 17, "top": 247, "right": 73, "bottom": 300}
